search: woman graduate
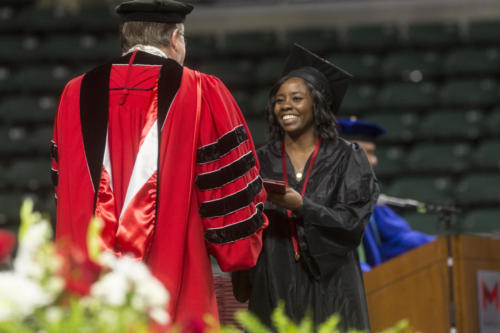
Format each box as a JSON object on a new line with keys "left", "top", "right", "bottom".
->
{"left": 232, "top": 44, "right": 379, "bottom": 331}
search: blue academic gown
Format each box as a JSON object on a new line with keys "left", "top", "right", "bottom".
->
{"left": 360, "top": 205, "right": 436, "bottom": 272}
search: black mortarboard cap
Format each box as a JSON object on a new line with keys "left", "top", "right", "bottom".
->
{"left": 282, "top": 44, "right": 352, "bottom": 114}
{"left": 116, "top": 0, "right": 193, "bottom": 23}
{"left": 337, "top": 118, "right": 386, "bottom": 141}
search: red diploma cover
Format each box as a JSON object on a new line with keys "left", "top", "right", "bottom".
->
{"left": 263, "top": 178, "right": 287, "bottom": 194}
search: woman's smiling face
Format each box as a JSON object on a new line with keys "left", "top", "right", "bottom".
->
{"left": 273, "top": 77, "right": 314, "bottom": 138}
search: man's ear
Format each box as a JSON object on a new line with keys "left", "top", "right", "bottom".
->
{"left": 171, "top": 28, "right": 182, "bottom": 51}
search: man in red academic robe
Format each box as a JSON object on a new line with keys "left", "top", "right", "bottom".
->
{"left": 50, "top": 0, "right": 268, "bottom": 329}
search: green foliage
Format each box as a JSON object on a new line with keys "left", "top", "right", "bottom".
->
{"left": 225, "top": 301, "right": 414, "bottom": 333}
{"left": 378, "top": 319, "right": 412, "bottom": 333}
{"left": 317, "top": 314, "right": 341, "bottom": 333}
{"left": 235, "top": 310, "right": 270, "bottom": 333}
{"left": 87, "top": 216, "right": 104, "bottom": 262}
{"left": 18, "top": 198, "right": 42, "bottom": 242}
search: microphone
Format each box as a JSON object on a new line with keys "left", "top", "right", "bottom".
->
{"left": 377, "top": 194, "right": 424, "bottom": 209}
{"left": 377, "top": 194, "right": 461, "bottom": 214}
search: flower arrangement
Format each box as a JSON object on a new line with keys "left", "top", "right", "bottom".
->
{"left": 0, "top": 199, "right": 169, "bottom": 333}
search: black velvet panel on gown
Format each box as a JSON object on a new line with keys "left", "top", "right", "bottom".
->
{"left": 232, "top": 137, "right": 379, "bottom": 331}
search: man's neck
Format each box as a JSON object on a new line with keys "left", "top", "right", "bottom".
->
{"left": 124, "top": 45, "right": 168, "bottom": 59}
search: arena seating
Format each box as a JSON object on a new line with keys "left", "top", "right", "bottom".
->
{"left": 406, "top": 22, "right": 460, "bottom": 48}
{"left": 284, "top": 27, "right": 337, "bottom": 53}
{"left": 0, "top": 0, "right": 499, "bottom": 237}
{"left": 386, "top": 176, "right": 454, "bottom": 205}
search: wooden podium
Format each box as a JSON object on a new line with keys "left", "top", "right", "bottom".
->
{"left": 364, "top": 235, "right": 500, "bottom": 332}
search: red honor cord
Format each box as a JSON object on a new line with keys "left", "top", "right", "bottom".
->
{"left": 281, "top": 138, "right": 321, "bottom": 261}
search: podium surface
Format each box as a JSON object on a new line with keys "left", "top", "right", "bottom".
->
{"left": 364, "top": 235, "right": 500, "bottom": 332}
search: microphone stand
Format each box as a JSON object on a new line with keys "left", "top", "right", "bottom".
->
{"left": 438, "top": 207, "right": 458, "bottom": 333}
{"left": 383, "top": 198, "right": 461, "bottom": 333}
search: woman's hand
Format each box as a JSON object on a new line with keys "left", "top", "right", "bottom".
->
{"left": 267, "top": 187, "right": 303, "bottom": 211}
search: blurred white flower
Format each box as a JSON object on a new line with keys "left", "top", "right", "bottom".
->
{"left": 0, "top": 272, "right": 52, "bottom": 321}
{"left": 13, "top": 252, "right": 45, "bottom": 280}
{"left": 131, "top": 293, "right": 147, "bottom": 311}
{"left": 90, "top": 271, "right": 129, "bottom": 306}
{"left": 14, "top": 219, "right": 53, "bottom": 280}
{"left": 113, "top": 255, "right": 150, "bottom": 283}
{"left": 45, "top": 276, "right": 65, "bottom": 296}
{"left": 45, "top": 306, "right": 63, "bottom": 323}
{"left": 18, "top": 219, "right": 52, "bottom": 254}
{"left": 94, "top": 253, "right": 170, "bottom": 324}
{"left": 98, "top": 251, "right": 117, "bottom": 269}
{"left": 149, "top": 307, "right": 169, "bottom": 325}
{"left": 135, "top": 277, "right": 169, "bottom": 308}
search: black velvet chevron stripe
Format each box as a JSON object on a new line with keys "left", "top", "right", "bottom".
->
{"left": 80, "top": 62, "right": 112, "bottom": 194}
{"left": 196, "top": 125, "right": 248, "bottom": 164}
{"left": 49, "top": 141, "right": 58, "bottom": 162}
{"left": 195, "top": 152, "right": 255, "bottom": 191}
{"left": 199, "top": 177, "right": 263, "bottom": 218}
{"left": 157, "top": 59, "right": 183, "bottom": 129}
{"left": 204, "top": 204, "right": 265, "bottom": 245}
{"left": 50, "top": 169, "right": 58, "bottom": 187}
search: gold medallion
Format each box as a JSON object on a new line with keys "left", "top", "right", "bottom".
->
{"left": 294, "top": 252, "right": 300, "bottom": 261}
{"left": 296, "top": 172, "right": 303, "bottom": 181}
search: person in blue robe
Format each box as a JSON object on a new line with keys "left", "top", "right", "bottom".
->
{"left": 337, "top": 118, "right": 436, "bottom": 272}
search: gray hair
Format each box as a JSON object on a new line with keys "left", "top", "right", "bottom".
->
{"left": 120, "top": 21, "right": 183, "bottom": 53}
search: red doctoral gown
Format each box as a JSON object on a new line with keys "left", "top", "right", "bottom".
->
{"left": 51, "top": 51, "right": 268, "bottom": 328}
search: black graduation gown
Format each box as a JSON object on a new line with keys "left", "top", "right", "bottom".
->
{"left": 233, "top": 137, "right": 379, "bottom": 331}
